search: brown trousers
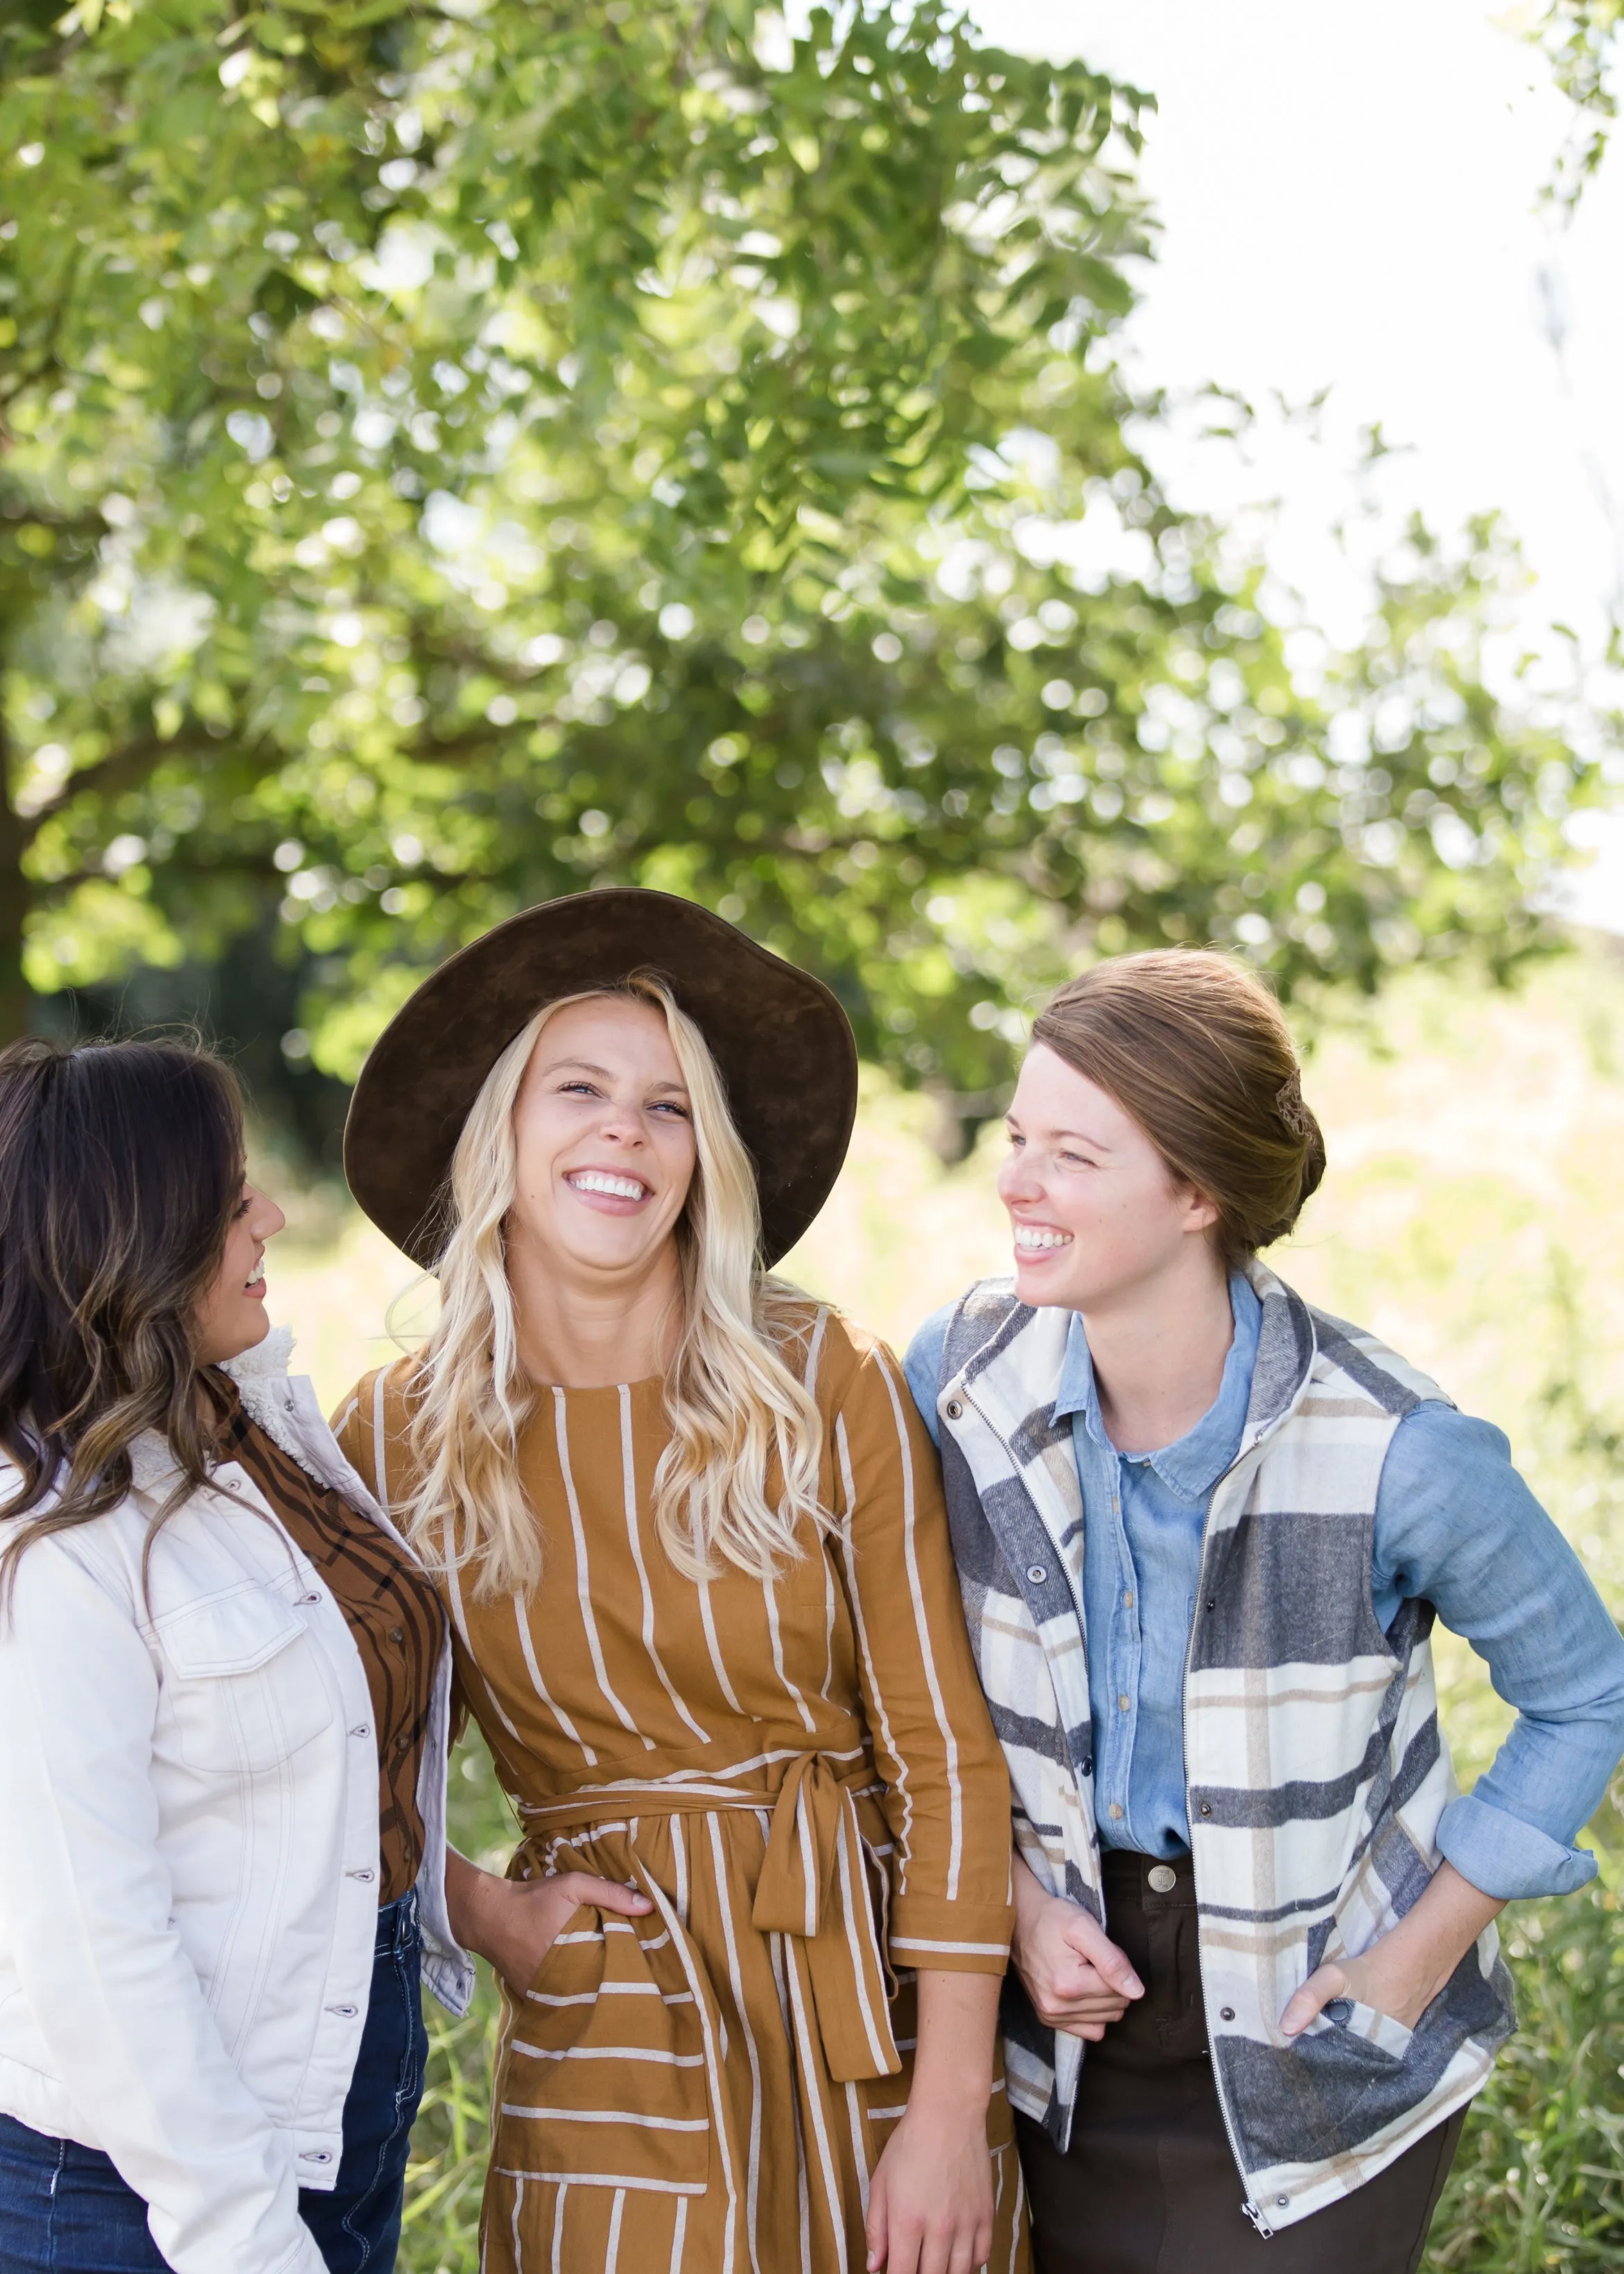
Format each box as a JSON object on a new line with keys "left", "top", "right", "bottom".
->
{"left": 1016, "top": 1851, "right": 1465, "bottom": 2274}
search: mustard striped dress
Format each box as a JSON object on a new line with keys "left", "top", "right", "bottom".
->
{"left": 337, "top": 1306, "right": 1027, "bottom": 2274}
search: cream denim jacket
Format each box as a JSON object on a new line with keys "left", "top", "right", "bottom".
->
{"left": 0, "top": 1329, "right": 472, "bottom": 2274}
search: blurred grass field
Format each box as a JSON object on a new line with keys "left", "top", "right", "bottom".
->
{"left": 256, "top": 945, "right": 1624, "bottom": 2273}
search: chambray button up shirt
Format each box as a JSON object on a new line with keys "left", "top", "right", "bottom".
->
{"left": 907, "top": 1278, "right": 1624, "bottom": 1900}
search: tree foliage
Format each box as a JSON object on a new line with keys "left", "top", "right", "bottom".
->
{"left": 0, "top": 0, "right": 1607, "bottom": 1140}
{"left": 1533, "top": 0, "right": 1623, "bottom": 199}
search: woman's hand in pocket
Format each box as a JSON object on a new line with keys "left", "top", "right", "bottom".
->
{"left": 444, "top": 1846, "right": 652, "bottom": 1987}
{"left": 1011, "top": 1855, "right": 1143, "bottom": 2041}
{"left": 1280, "top": 1860, "right": 1505, "bottom": 2038}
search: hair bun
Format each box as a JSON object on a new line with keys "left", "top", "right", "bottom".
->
{"left": 1275, "top": 1069, "right": 1313, "bottom": 1141}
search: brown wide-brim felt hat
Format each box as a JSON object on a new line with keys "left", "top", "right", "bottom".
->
{"left": 343, "top": 888, "right": 858, "bottom": 1269}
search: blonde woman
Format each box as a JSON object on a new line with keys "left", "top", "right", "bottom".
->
{"left": 335, "top": 890, "right": 1027, "bottom": 2274}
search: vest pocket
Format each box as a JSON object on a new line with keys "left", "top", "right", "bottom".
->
{"left": 1318, "top": 1995, "right": 1415, "bottom": 2062}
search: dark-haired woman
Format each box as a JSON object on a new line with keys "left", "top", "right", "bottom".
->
{"left": 0, "top": 1038, "right": 471, "bottom": 2274}
{"left": 906, "top": 950, "right": 1624, "bottom": 2274}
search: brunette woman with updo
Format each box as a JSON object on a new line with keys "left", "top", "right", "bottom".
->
{"left": 906, "top": 949, "right": 1624, "bottom": 2274}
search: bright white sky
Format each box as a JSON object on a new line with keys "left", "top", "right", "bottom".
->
{"left": 965, "top": 0, "right": 1624, "bottom": 926}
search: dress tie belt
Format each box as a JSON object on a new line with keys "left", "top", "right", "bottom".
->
{"left": 518, "top": 1750, "right": 902, "bottom": 2085}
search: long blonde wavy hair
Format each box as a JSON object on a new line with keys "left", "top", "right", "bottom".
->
{"left": 403, "top": 975, "right": 828, "bottom": 1599}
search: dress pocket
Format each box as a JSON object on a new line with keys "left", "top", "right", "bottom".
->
{"left": 158, "top": 1584, "right": 334, "bottom": 1773}
{"left": 495, "top": 1869, "right": 710, "bottom": 2194}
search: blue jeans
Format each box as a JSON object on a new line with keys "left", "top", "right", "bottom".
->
{"left": 0, "top": 1891, "right": 429, "bottom": 2273}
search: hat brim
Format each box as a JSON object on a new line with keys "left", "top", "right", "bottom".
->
{"left": 342, "top": 889, "right": 858, "bottom": 1270}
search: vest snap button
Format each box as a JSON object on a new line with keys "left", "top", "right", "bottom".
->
{"left": 1276, "top": 2195, "right": 1289, "bottom": 2209}
{"left": 945, "top": 1399, "right": 963, "bottom": 1420}
{"left": 1220, "top": 2004, "right": 1236, "bottom": 2021}
{"left": 1027, "top": 1564, "right": 1047, "bottom": 1585}
{"left": 1199, "top": 1802, "right": 1212, "bottom": 1816}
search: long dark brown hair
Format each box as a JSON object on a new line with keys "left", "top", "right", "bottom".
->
{"left": 0, "top": 1036, "right": 246, "bottom": 1602}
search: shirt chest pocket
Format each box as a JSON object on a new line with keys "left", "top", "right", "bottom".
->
{"left": 159, "top": 1584, "right": 335, "bottom": 1775}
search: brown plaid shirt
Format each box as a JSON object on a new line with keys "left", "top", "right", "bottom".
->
{"left": 211, "top": 1376, "right": 444, "bottom": 1905}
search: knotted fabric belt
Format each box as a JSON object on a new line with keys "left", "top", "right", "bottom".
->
{"left": 517, "top": 1746, "right": 902, "bottom": 2084}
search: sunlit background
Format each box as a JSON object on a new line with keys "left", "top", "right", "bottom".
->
{"left": 969, "top": 0, "right": 1624, "bottom": 921}
{"left": 6, "top": 4, "right": 1623, "bottom": 2263}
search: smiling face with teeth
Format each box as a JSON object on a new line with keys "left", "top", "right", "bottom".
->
{"left": 506, "top": 997, "right": 698, "bottom": 1347}
{"left": 997, "top": 1043, "right": 1221, "bottom": 1319}
{"left": 191, "top": 1179, "right": 288, "bottom": 1367}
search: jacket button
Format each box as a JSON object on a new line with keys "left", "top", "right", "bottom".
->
{"left": 389, "top": 1626, "right": 405, "bottom": 1644}
{"left": 1206, "top": 1599, "right": 1216, "bottom": 1613}
{"left": 1027, "top": 1564, "right": 1047, "bottom": 1585}
{"left": 1220, "top": 2005, "right": 1236, "bottom": 2022}
{"left": 1276, "top": 2196, "right": 1289, "bottom": 2209}
{"left": 945, "top": 1399, "right": 963, "bottom": 1420}
{"left": 1199, "top": 1802, "right": 1212, "bottom": 1816}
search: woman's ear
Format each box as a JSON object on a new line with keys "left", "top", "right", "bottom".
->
{"left": 1181, "top": 1186, "right": 1222, "bottom": 1237}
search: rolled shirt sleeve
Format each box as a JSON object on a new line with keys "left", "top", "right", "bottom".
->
{"left": 1376, "top": 1403, "right": 1624, "bottom": 1900}
{"left": 828, "top": 1330, "right": 1013, "bottom": 1974}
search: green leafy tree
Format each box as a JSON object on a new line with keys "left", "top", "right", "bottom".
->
{"left": 0, "top": 0, "right": 1606, "bottom": 1139}
{"left": 1533, "top": 0, "right": 1623, "bottom": 198}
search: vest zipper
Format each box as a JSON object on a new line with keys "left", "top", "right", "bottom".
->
{"left": 1184, "top": 1437, "right": 1275, "bottom": 2241}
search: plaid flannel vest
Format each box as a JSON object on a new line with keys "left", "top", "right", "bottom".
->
{"left": 935, "top": 1260, "right": 1515, "bottom": 2234}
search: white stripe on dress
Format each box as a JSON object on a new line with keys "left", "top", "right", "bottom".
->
{"left": 500, "top": 2108, "right": 710, "bottom": 2131}
{"left": 767, "top": 1936, "right": 814, "bottom": 2274}
{"left": 606, "top": 2188, "right": 625, "bottom": 2273}
{"left": 764, "top": 1574, "right": 820, "bottom": 1735}
{"left": 802, "top": 1306, "right": 830, "bottom": 1401}
{"left": 512, "top": 1590, "right": 597, "bottom": 1763}
{"left": 671, "top": 1816, "right": 689, "bottom": 1926}
{"left": 707, "top": 1814, "right": 766, "bottom": 2274}
{"left": 834, "top": 1416, "right": 914, "bottom": 1879}
{"left": 440, "top": 1522, "right": 527, "bottom": 1749}
{"left": 843, "top": 2080, "right": 871, "bottom": 2222}
{"left": 670, "top": 2194, "right": 688, "bottom": 2274}
{"left": 781, "top": 1945, "right": 849, "bottom": 2274}
{"left": 369, "top": 1369, "right": 392, "bottom": 1511}
{"left": 698, "top": 1577, "right": 747, "bottom": 1713}
{"left": 510, "top": 2042, "right": 706, "bottom": 2066}
{"left": 640, "top": 1871, "right": 740, "bottom": 2274}
{"left": 835, "top": 1810, "right": 891, "bottom": 2074}
{"left": 618, "top": 1385, "right": 709, "bottom": 1742}
{"left": 552, "top": 1388, "right": 653, "bottom": 1748}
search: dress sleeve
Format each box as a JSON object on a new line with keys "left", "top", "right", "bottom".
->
{"left": 828, "top": 1328, "right": 1013, "bottom": 1976}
